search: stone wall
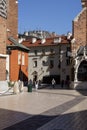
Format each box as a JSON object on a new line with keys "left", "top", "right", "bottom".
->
{"left": 72, "top": 8, "right": 87, "bottom": 52}
{"left": 0, "top": 17, "right": 6, "bottom": 80}
{"left": 7, "top": 0, "right": 18, "bottom": 39}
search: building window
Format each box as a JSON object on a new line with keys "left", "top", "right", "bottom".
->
{"left": 50, "top": 49, "right": 55, "bottom": 54}
{"left": 49, "top": 60, "right": 54, "bottom": 68}
{"left": 42, "top": 60, "right": 46, "bottom": 66}
{"left": 58, "top": 60, "right": 61, "bottom": 68}
{"left": 22, "top": 53, "right": 25, "bottom": 65}
{"left": 67, "top": 47, "right": 71, "bottom": 51}
{"left": 66, "top": 58, "right": 70, "bottom": 65}
{"left": 66, "top": 75, "right": 70, "bottom": 81}
{"left": 33, "top": 61, "right": 37, "bottom": 67}
{"left": 42, "top": 49, "right": 45, "bottom": 55}
{"left": 66, "top": 47, "right": 71, "bottom": 57}
{"left": 18, "top": 52, "right": 21, "bottom": 65}
{"left": 34, "top": 50, "right": 37, "bottom": 55}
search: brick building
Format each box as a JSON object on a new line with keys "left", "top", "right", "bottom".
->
{"left": 7, "top": 0, "right": 18, "bottom": 39}
{"left": 7, "top": 37, "right": 29, "bottom": 83}
{"left": 71, "top": 0, "right": 87, "bottom": 89}
{"left": 72, "top": 0, "right": 87, "bottom": 54}
{"left": 0, "top": 0, "right": 19, "bottom": 81}
{"left": 0, "top": 1, "right": 7, "bottom": 80}
{"left": 6, "top": 0, "right": 29, "bottom": 83}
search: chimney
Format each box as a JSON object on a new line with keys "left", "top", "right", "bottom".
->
{"left": 81, "top": 0, "right": 87, "bottom": 8}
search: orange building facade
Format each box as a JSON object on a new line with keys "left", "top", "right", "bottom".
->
{"left": 9, "top": 50, "right": 28, "bottom": 82}
{"left": 7, "top": 36, "right": 29, "bottom": 84}
{"left": 6, "top": 0, "right": 29, "bottom": 83}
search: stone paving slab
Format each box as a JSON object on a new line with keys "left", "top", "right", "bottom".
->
{"left": 0, "top": 88, "right": 87, "bottom": 130}
{"left": 37, "top": 110, "right": 87, "bottom": 130}
{"left": 4, "top": 96, "right": 85, "bottom": 130}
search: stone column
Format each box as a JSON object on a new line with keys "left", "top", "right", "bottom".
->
{"left": 74, "top": 59, "right": 78, "bottom": 82}
{"left": 74, "top": 70, "right": 78, "bottom": 82}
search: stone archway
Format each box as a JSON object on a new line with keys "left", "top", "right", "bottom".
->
{"left": 32, "top": 71, "right": 38, "bottom": 82}
{"left": 71, "top": 67, "right": 74, "bottom": 81}
{"left": 77, "top": 60, "right": 87, "bottom": 81}
{"left": 71, "top": 45, "right": 87, "bottom": 89}
{"left": 72, "top": 58, "right": 87, "bottom": 89}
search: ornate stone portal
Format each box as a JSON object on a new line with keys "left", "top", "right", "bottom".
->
{"left": 71, "top": 45, "right": 87, "bottom": 89}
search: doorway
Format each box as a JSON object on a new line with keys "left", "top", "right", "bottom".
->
{"left": 77, "top": 60, "right": 87, "bottom": 81}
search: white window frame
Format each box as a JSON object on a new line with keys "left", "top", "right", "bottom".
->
{"left": 22, "top": 53, "right": 25, "bottom": 65}
{"left": 18, "top": 52, "right": 21, "bottom": 65}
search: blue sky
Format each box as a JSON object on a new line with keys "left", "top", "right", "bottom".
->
{"left": 18, "top": 0, "right": 82, "bottom": 35}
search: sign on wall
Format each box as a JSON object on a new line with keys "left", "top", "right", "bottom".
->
{"left": 0, "top": 0, "right": 7, "bottom": 19}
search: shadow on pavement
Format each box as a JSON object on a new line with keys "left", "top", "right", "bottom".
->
{"left": 76, "top": 90, "right": 87, "bottom": 96}
{"left": 38, "top": 84, "right": 68, "bottom": 90}
{"left": 3, "top": 95, "right": 85, "bottom": 130}
{"left": 3, "top": 109, "right": 87, "bottom": 130}
{"left": 1, "top": 108, "right": 57, "bottom": 130}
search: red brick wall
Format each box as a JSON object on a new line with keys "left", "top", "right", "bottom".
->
{"left": 0, "top": 58, "right": 6, "bottom": 80}
{"left": 72, "top": 8, "right": 87, "bottom": 52}
{"left": 0, "top": 17, "right": 6, "bottom": 54}
{"left": 0, "top": 17, "right": 6, "bottom": 80}
{"left": 10, "top": 50, "right": 19, "bottom": 81}
{"left": 7, "top": 0, "right": 18, "bottom": 39}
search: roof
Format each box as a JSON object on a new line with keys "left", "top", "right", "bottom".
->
{"left": 22, "top": 36, "right": 70, "bottom": 48}
{"left": 7, "top": 36, "right": 30, "bottom": 52}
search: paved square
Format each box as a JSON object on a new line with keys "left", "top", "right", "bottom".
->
{"left": 0, "top": 88, "right": 87, "bottom": 130}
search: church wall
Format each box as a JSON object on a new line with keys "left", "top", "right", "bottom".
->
{"left": 72, "top": 9, "right": 87, "bottom": 52}
{"left": 7, "top": 0, "right": 18, "bottom": 40}
{"left": 0, "top": 16, "right": 7, "bottom": 80}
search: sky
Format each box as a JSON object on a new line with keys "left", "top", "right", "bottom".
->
{"left": 18, "top": 0, "right": 82, "bottom": 35}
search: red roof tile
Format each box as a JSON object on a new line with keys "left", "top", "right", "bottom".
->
{"left": 22, "top": 36, "right": 70, "bottom": 48}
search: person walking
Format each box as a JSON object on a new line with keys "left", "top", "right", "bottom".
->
{"left": 52, "top": 78, "right": 56, "bottom": 88}
{"left": 35, "top": 81, "right": 38, "bottom": 91}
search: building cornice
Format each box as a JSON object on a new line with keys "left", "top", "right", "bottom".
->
{"left": 0, "top": 54, "right": 7, "bottom": 58}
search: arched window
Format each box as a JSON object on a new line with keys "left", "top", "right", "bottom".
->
{"left": 77, "top": 60, "right": 87, "bottom": 81}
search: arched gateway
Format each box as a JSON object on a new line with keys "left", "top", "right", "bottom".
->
{"left": 77, "top": 60, "right": 87, "bottom": 81}
{"left": 71, "top": 46, "right": 87, "bottom": 89}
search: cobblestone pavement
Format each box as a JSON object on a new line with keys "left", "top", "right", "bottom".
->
{"left": 0, "top": 88, "right": 87, "bottom": 130}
